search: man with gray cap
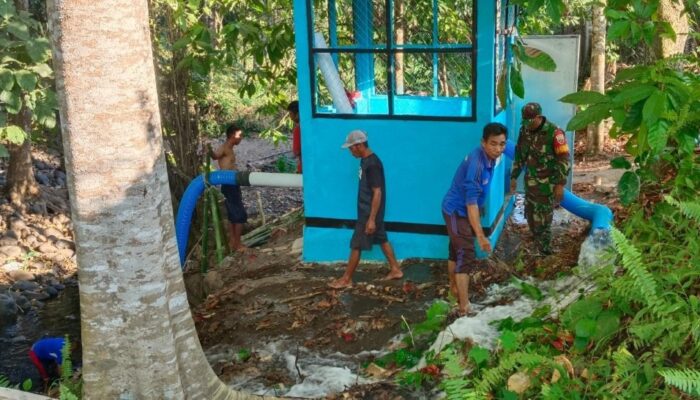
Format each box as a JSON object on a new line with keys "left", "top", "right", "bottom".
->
{"left": 510, "top": 102, "right": 571, "bottom": 255}
{"left": 329, "top": 130, "right": 403, "bottom": 289}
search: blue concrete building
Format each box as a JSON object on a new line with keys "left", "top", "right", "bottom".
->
{"left": 294, "top": 0, "right": 520, "bottom": 262}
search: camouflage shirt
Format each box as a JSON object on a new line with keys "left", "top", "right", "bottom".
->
{"left": 510, "top": 118, "right": 571, "bottom": 185}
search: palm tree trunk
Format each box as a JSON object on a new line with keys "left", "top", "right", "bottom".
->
{"left": 47, "top": 1, "right": 274, "bottom": 398}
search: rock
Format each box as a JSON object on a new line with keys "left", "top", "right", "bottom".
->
{"left": 10, "top": 219, "right": 27, "bottom": 229}
{"left": 38, "top": 243, "right": 59, "bottom": 254}
{"left": 12, "top": 280, "right": 40, "bottom": 292}
{"left": 203, "top": 270, "right": 224, "bottom": 293}
{"left": 5, "top": 230, "right": 20, "bottom": 240}
{"left": 29, "top": 202, "right": 47, "bottom": 215}
{"left": 0, "top": 294, "right": 19, "bottom": 326}
{"left": 58, "top": 248, "right": 75, "bottom": 258}
{"left": 10, "top": 293, "right": 30, "bottom": 311}
{"left": 7, "top": 270, "right": 36, "bottom": 282}
{"left": 43, "top": 227, "right": 64, "bottom": 238}
{"left": 52, "top": 283, "right": 65, "bottom": 291}
{"left": 10, "top": 335, "right": 27, "bottom": 343}
{"left": 54, "top": 170, "right": 66, "bottom": 181}
{"left": 29, "top": 261, "right": 45, "bottom": 271}
{"left": 24, "top": 235, "right": 39, "bottom": 248}
{"left": 0, "top": 245, "right": 23, "bottom": 258}
{"left": 290, "top": 238, "right": 303, "bottom": 255}
{"left": 0, "top": 236, "right": 18, "bottom": 246}
{"left": 54, "top": 239, "right": 74, "bottom": 250}
{"left": 507, "top": 372, "right": 531, "bottom": 394}
{"left": 34, "top": 172, "right": 51, "bottom": 185}
{"left": 45, "top": 286, "right": 58, "bottom": 297}
{"left": 23, "top": 290, "right": 50, "bottom": 301}
{"left": 1, "top": 261, "right": 23, "bottom": 272}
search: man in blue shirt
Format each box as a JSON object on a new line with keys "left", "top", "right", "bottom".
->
{"left": 442, "top": 122, "right": 507, "bottom": 316}
{"left": 29, "top": 337, "right": 65, "bottom": 383}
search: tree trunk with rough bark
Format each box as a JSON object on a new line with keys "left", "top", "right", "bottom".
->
{"left": 394, "top": 0, "right": 405, "bottom": 94}
{"left": 586, "top": 1, "right": 606, "bottom": 155}
{"left": 655, "top": 0, "right": 689, "bottom": 58}
{"left": 47, "top": 1, "right": 274, "bottom": 398}
{"left": 5, "top": 109, "right": 39, "bottom": 206}
{"left": 5, "top": 0, "right": 38, "bottom": 206}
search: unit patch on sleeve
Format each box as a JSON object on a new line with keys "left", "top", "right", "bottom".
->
{"left": 553, "top": 130, "right": 569, "bottom": 155}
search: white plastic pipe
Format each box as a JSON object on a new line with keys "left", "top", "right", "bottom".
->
{"left": 247, "top": 172, "right": 303, "bottom": 188}
{"left": 313, "top": 32, "right": 354, "bottom": 114}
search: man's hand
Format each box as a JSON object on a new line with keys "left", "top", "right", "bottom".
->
{"left": 510, "top": 178, "right": 518, "bottom": 194}
{"left": 365, "top": 219, "right": 376, "bottom": 235}
{"left": 554, "top": 184, "right": 564, "bottom": 204}
{"left": 477, "top": 235, "right": 492, "bottom": 254}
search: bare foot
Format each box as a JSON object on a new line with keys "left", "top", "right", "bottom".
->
{"left": 328, "top": 278, "right": 353, "bottom": 289}
{"left": 382, "top": 269, "right": 403, "bottom": 280}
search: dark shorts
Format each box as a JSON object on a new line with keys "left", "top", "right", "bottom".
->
{"left": 442, "top": 211, "right": 485, "bottom": 274}
{"left": 221, "top": 185, "right": 248, "bottom": 224}
{"left": 350, "top": 218, "right": 388, "bottom": 250}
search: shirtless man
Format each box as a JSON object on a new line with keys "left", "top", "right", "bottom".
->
{"left": 209, "top": 124, "right": 248, "bottom": 252}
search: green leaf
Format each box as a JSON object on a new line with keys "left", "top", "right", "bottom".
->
{"left": 0, "top": 90, "right": 22, "bottom": 114}
{"left": 499, "top": 330, "right": 518, "bottom": 352}
{"left": 510, "top": 276, "right": 543, "bottom": 300}
{"left": 618, "top": 171, "right": 640, "bottom": 206}
{"left": 509, "top": 64, "right": 524, "bottom": 98}
{"left": 608, "top": 20, "right": 630, "bottom": 41}
{"left": 0, "top": 1, "right": 16, "bottom": 18}
{"left": 573, "top": 336, "right": 589, "bottom": 350}
{"left": 575, "top": 318, "right": 597, "bottom": 338}
{"left": 0, "top": 144, "right": 8, "bottom": 158}
{"left": 642, "top": 90, "right": 666, "bottom": 125}
{"left": 621, "top": 101, "right": 644, "bottom": 131}
{"left": 25, "top": 38, "right": 51, "bottom": 63}
{"left": 7, "top": 20, "right": 30, "bottom": 40}
{"left": 593, "top": 311, "right": 620, "bottom": 340}
{"left": 22, "top": 378, "right": 32, "bottom": 391}
{"left": 614, "top": 66, "right": 650, "bottom": 83}
{"left": 611, "top": 109, "right": 626, "bottom": 125}
{"left": 30, "top": 63, "right": 53, "bottom": 78}
{"left": 604, "top": 9, "right": 628, "bottom": 19}
{"left": 559, "top": 91, "right": 609, "bottom": 105}
{"left": 610, "top": 156, "right": 631, "bottom": 169}
{"left": 0, "top": 69, "right": 14, "bottom": 91}
{"left": 647, "top": 120, "right": 669, "bottom": 153}
{"left": 519, "top": 46, "right": 556, "bottom": 72}
{"left": 613, "top": 84, "right": 656, "bottom": 106}
{"left": 1, "top": 125, "right": 27, "bottom": 144}
{"left": 15, "top": 70, "right": 38, "bottom": 91}
{"left": 566, "top": 103, "right": 610, "bottom": 131}
{"left": 468, "top": 346, "right": 490, "bottom": 366}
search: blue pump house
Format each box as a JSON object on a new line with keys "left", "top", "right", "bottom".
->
{"left": 293, "top": 0, "right": 520, "bottom": 262}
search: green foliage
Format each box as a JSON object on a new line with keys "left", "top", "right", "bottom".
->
{"left": 0, "top": 0, "right": 57, "bottom": 156}
{"left": 659, "top": 368, "right": 700, "bottom": 396}
{"left": 560, "top": 55, "right": 700, "bottom": 202}
{"left": 58, "top": 336, "right": 82, "bottom": 400}
{"left": 509, "top": 38, "right": 558, "bottom": 99}
{"left": 509, "top": 276, "right": 543, "bottom": 300}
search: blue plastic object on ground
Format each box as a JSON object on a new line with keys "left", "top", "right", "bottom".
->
{"left": 175, "top": 170, "right": 237, "bottom": 267}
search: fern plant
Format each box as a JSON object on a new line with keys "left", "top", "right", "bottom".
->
{"left": 659, "top": 368, "right": 700, "bottom": 396}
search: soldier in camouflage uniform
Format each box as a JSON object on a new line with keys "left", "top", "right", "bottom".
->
{"left": 510, "top": 102, "right": 571, "bottom": 255}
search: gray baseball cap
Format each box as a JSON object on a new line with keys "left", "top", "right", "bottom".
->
{"left": 341, "top": 129, "right": 368, "bottom": 148}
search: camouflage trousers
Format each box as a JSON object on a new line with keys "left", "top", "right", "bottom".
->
{"left": 524, "top": 176, "right": 554, "bottom": 254}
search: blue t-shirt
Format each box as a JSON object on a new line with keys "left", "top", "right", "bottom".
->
{"left": 442, "top": 146, "right": 496, "bottom": 217}
{"left": 32, "top": 337, "right": 65, "bottom": 364}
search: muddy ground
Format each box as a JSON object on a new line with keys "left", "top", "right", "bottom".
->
{"left": 190, "top": 185, "right": 614, "bottom": 397}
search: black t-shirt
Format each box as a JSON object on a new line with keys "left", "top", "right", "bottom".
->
{"left": 357, "top": 153, "right": 385, "bottom": 221}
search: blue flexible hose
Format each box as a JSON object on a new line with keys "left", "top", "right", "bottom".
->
{"left": 175, "top": 171, "right": 237, "bottom": 267}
